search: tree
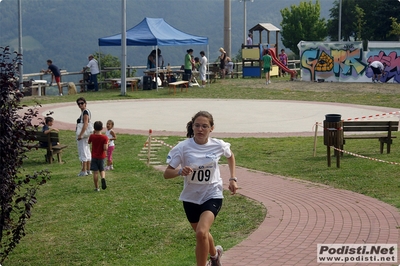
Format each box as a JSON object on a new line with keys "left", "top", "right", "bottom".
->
{"left": 0, "top": 47, "right": 50, "bottom": 263}
{"left": 93, "top": 52, "right": 136, "bottom": 79}
{"left": 327, "top": 0, "right": 400, "bottom": 41}
{"left": 371, "top": 0, "right": 400, "bottom": 41}
{"left": 389, "top": 17, "right": 400, "bottom": 41}
{"left": 327, "top": 0, "right": 366, "bottom": 41}
{"left": 353, "top": 5, "right": 365, "bottom": 41}
{"left": 280, "top": 0, "right": 327, "bottom": 56}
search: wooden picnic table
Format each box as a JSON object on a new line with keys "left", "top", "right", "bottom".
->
{"left": 109, "top": 77, "right": 140, "bottom": 91}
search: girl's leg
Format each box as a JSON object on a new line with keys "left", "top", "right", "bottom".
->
{"left": 107, "top": 146, "right": 114, "bottom": 166}
{"left": 81, "top": 161, "right": 86, "bottom": 172}
{"left": 190, "top": 211, "right": 215, "bottom": 266}
{"left": 86, "top": 161, "right": 91, "bottom": 172}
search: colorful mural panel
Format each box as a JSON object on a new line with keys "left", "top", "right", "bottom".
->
{"left": 298, "top": 41, "right": 400, "bottom": 83}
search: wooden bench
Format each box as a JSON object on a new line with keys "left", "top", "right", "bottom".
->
{"left": 109, "top": 78, "right": 139, "bottom": 91}
{"left": 26, "top": 131, "right": 68, "bottom": 163}
{"left": 342, "top": 120, "right": 399, "bottom": 154}
{"left": 168, "top": 81, "right": 189, "bottom": 95}
{"left": 229, "top": 71, "right": 242, "bottom": 78}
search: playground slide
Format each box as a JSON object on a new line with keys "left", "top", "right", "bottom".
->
{"left": 268, "top": 49, "right": 297, "bottom": 80}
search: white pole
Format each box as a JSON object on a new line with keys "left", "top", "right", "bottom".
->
{"left": 18, "top": 0, "right": 23, "bottom": 90}
{"left": 313, "top": 122, "right": 319, "bottom": 157}
{"left": 338, "top": 0, "right": 342, "bottom": 41}
{"left": 224, "top": 0, "right": 231, "bottom": 57}
{"left": 156, "top": 46, "right": 159, "bottom": 90}
{"left": 243, "top": 0, "right": 246, "bottom": 44}
{"left": 121, "top": 0, "right": 127, "bottom": 96}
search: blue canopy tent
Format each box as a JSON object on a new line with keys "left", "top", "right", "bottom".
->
{"left": 98, "top": 17, "right": 209, "bottom": 89}
{"left": 99, "top": 17, "right": 208, "bottom": 46}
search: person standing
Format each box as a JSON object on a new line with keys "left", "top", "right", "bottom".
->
{"left": 82, "top": 54, "right": 100, "bottom": 91}
{"left": 147, "top": 50, "right": 156, "bottom": 69}
{"left": 184, "top": 49, "right": 194, "bottom": 83}
{"left": 279, "top": 49, "right": 288, "bottom": 77}
{"left": 225, "top": 56, "right": 234, "bottom": 75}
{"left": 157, "top": 48, "right": 164, "bottom": 68}
{"left": 163, "top": 111, "right": 237, "bottom": 266}
{"left": 88, "top": 121, "right": 108, "bottom": 192}
{"left": 262, "top": 49, "right": 272, "bottom": 85}
{"left": 199, "top": 51, "right": 208, "bottom": 88}
{"left": 219, "top": 47, "right": 227, "bottom": 79}
{"left": 41, "top": 59, "right": 63, "bottom": 96}
{"left": 246, "top": 33, "right": 253, "bottom": 46}
{"left": 76, "top": 97, "right": 92, "bottom": 176}
{"left": 105, "top": 119, "right": 117, "bottom": 171}
{"left": 369, "top": 61, "right": 386, "bottom": 83}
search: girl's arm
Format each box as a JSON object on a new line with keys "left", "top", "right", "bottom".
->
{"left": 164, "top": 165, "right": 193, "bottom": 179}
{"left": 78, "top": 113, "right": 89, "bottom": 139}
{"left": 110, "top": 130, "right": 117, "bottom": 140}
{"left": 164, "top": 165, "right": 181, "bottom": 179}
{"left": 227, "top": 151, "right": 238, "bottom": 195}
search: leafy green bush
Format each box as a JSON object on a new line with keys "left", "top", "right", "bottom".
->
{"left": 0, "top": 47, "right": 50, "bottom": 263}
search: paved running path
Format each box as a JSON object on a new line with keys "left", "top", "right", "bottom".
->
{"left": 35, "top": 100, "right": 400, "bottom": 265}
{"left": 218, "top": 166, "right": 400, "bottom": 266}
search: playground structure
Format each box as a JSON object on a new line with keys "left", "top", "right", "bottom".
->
{"left": 242, "top": 23, "right": 297, "bottom": 80}
{"left": 268, "top": 49, "right": 297, "bottom": 80}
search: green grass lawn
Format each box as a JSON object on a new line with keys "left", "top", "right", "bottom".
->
{"left": 6, "top": 78, "right": 400, "bottom": 265}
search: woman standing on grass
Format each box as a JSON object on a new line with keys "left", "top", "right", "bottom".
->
{"left": 164, "top": 111, "right": 237, "bottom": 266}
{"left": 76, "top": 97, "right": 92, "bottom": 176}
{"left": 219, "top": 47, "right": 227, "bottom": 79}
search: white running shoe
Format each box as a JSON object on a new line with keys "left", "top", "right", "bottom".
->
{"left": 208, "top": 245, "right": 223, "bottom": 266}
{"left": 77, "top": 171, "right": 88, "bottom": 177}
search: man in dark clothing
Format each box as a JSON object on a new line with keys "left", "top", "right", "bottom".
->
{"left": 42, "top": 59, "right": 63, "bottom": 96}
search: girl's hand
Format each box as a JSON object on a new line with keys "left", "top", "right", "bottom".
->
{"left": 228, "top": 180, "right": 238, "bottom": 195}
{"left": 180, "top": 166, "right": 193, "bottom": 176}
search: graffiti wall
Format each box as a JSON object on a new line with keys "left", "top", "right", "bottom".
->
{"left": 298, "top": 41, "right": 400, "bottom": 83}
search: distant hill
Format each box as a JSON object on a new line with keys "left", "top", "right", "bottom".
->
{"left": 0, "top": 0, "right": 334, "bottom": 75}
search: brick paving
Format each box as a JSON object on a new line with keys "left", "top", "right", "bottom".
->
{"left": 219, "top": 166, "right": 400, "bottom": 266}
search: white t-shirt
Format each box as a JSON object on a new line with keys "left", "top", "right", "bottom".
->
{"left": 199, "top": 56, "right": 208, "bottom": 74}
{"left": 87, "top": 59, "right": 100, "bottom": 74}
{"left": 106, "top": 129, "right": 114, "bottom": 147}
{"left": 370, "top": 61, "right": 384, "bottom": 70}
{"left": 166, "top": 137, "right": 232, "bottom": 205}
{"left": 247, "top": 36, "right": 253, "bottom": 45}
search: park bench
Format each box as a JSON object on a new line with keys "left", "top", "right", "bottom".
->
{"left": 168, "top": 81, "right": 188, "bottom": 95}
{"left": 342, "top": 120, "right": 399, "bottom": 154}
{"left": 26, "top": 131, "right": 68, "bottom": 164}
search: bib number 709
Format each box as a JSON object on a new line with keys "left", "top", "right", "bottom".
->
{"left": 191, "top": 169, "right": 211, "bottom": 183}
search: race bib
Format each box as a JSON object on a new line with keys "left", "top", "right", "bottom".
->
{"left": 187, "top": 162, "right": 215, "bottom": 185}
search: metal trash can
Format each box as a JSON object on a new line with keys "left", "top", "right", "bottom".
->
{"left": 323, "top": 114, "right": 343, "bottom": 167}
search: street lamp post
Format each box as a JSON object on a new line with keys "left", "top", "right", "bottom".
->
{"left": 338, "top": 0, "right": 342, "bottom": 41}
{"left": 240, "top": 0, "right": 254, "bottom": 44}
{"left": 18, "top": 0, "right": 23, "bottom": 90}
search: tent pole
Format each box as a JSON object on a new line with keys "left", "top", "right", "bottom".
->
{"left": 98, "top": 46, "right": 102, "bottom": 89}
{"left": 207, "top": 45, "right": 209, "bottom": 87}
{"left": 156, "top": 46, "right": 159, "bottom": 91}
